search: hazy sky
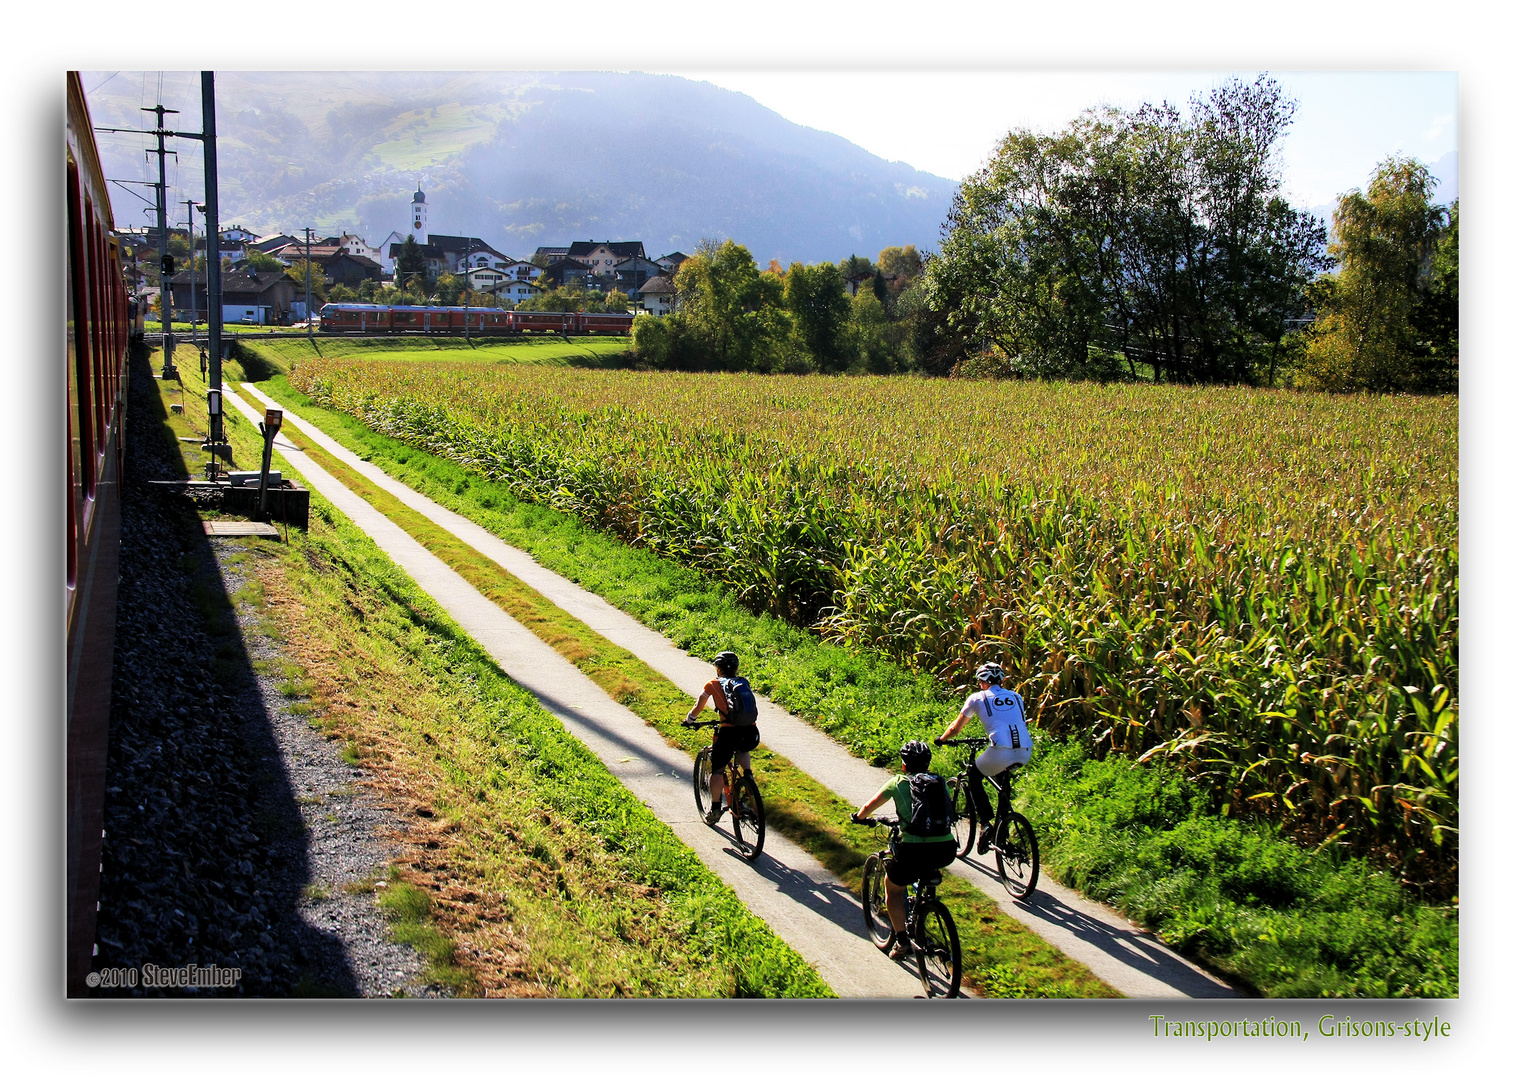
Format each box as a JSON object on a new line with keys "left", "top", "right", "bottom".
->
{"left": 680, "top": 69, "right": 1457, "bottom": 206}
{"left": 83, "top": 67, "right": 1457, "bottom": 230}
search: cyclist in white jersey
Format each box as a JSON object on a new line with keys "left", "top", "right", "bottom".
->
{"left": 934, "top": 662, "right": 1032, "bottom": 855}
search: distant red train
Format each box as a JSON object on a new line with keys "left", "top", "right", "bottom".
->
{"left": 66, "top": 70, "right": 132, "bottom": 998}
{"left": 319, "top": 302, "right": 636, "bottom": 336}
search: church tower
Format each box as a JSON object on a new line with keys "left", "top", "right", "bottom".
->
{"left": 410, "top": 183, "right": 428, "bottom": 245}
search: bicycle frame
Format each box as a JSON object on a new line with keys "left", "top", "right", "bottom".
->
{"left": 684, "top": 716, "right": 755, "bottom": 784}
{"left": 941, "top": 736, "right": 1039, "bottom": 898}
{"left": 857, "top": 816, "right": 961, "bottom": 997}
{"left": 683, "top": 716, "right": 765, "bottom": 860}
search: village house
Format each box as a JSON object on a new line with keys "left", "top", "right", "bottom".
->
{"left": 637, "top": 273, "right": 676, "bottom": 317}
{"left": 567, "top": 240, "right": 648, "bottom": 280}
{"left": 495, "top": 280, "right": 544, "bottom": 306}
{"left": 168, "top": 270, "right": 298, "bottom": 325}
{"left": 613, "top": 255, "right": 663, "bottom": 296}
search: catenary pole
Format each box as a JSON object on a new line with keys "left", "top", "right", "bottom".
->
{"left": 202, "top": 71, "right": 225, "bottom": 458}
{"left": 142, "top": 104, "right": 177, "bottom": 377}
{"left": 304, "top": 227, "right": 313, "bottom": 343}
{"left": 183, "top": 199, "right": 199, "bottom": 344}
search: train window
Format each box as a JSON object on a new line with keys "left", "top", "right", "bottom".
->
{"left": 66, "top": 417, "right": 77, "bottom": 589}
{"left": 66, "top": 160, "right": 95, "bottom": 501}
{"left": 87, "top": 214, "right": 107, "bottom": 454}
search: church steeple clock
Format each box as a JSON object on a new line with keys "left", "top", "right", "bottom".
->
{"left": 410, "top": 183, "right": 428, "bottom": 244}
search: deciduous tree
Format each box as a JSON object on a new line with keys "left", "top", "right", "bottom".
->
{"left": 244, "top": 249, "right": 284, "bottom": 272}
{"left": 673, "top": 239, "right": 787, "bottom": 370}
{"left": 926, "top": 76, "right": 1329, "bottom": 384}
{"left": 876, "top": 245, "right": 923, "bottom": 292}
{"left": 784, "top": 261, "right": 851, "bottom": 372}
{"left": 1298, "top": 157, "right": 1453, "bottom": 391}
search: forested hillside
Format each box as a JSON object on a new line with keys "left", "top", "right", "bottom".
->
{"left": 82, "top": 70, "right": 957, "bottom": 264}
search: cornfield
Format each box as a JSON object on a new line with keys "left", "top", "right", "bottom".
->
{"left": 291, "top": 361, "right": 1458, "bottom": 893}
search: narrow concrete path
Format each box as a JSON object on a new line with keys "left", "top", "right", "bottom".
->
{"left": 225, "top": 388, "right": 926, "bottom": 998}
{"left": 239, "top": 384, "right": 1236, "bottom": 999}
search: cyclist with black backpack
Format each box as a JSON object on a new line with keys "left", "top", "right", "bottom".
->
{"left": 935, "top": 662, "right": 1033, "bottom": 855}
{"left": 850, "top": 740, "right": 957, "bottom": 959}
{"left": 686, "top": 651, "right": 761, "bottom": 825}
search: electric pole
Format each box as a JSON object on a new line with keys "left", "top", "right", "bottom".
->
{"left": 184, "top": 198, "right": 202, "bottom": 345}
{"left": 142, "top": 104, "right": 178, "bottom": 378}
{"left": 201, "top": 71, "right": 227, "bottom": 466}
{"left": 304, "top": 227, "right": 314, "bottom": 343}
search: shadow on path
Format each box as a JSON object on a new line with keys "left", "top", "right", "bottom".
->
{"left": 956, "top": 853, "right": 1239, "bottom": 998}
{"left": 91, "top": 349, "right": 358, "bottom": 996}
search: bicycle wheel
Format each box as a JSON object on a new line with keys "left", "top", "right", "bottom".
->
{"left": 861, "top": 854, "right": 893, "bottom": 950}
{"left": 915, "top": 898, "right": 962, "bottom": 998}
{"left": 730, "top": 772, "right": 765, "bottom": 860}
{"left": 994, "top": 811, "right": 1040, "bottom": 899}
{"left": 948, "top": 775, "right": 976, "bottom": 859}
{"left": 693, "top": 746, "right": 713, "bottom": 817}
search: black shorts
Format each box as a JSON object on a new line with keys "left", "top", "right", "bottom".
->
{"left": 885, "top": 840, "right": 958, "bottom": 886}
{"left": 711, "top": 724, "right": 760, "bottom": 771}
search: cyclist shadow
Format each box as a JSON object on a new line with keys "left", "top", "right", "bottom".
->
{"left": 738, "top": 846, "right": 871, "bottom": 938}
{"left": 959, "top": 857, "right": 1236, "bottom": 997}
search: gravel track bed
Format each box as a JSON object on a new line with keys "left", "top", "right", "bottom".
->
{"left": 91, "top": 350, "right": 442, "bottom": 997}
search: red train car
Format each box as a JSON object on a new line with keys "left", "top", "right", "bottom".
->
{"left": 511, "top": 309, "right": 578, "bottom": 334}
{"left": 66, "top": 71, "right": 132, "bottom": 997}
{"left": 579, "top": 312, "right": 638, "bottom": 334}
{"left": 318, "top": 302, "right": 393, "bottom": 332}
{"left": 318, "top": 302, "right": 635, "bottom": 336}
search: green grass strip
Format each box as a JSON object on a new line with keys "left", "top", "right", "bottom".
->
{"left": 276, "top": 496, "right": 833, "bottom": 997}
{"left": 238, "top": 334, "right": 634, "bottom": 369}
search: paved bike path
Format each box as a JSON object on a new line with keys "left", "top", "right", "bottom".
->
{"left": 225, "top": 388, "right": 926, "bottom": 998}
{"left": 240, "top": 384, "right": 1235, "bottom": 999}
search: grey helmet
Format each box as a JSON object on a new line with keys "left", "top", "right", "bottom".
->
{"left": 975, "top": 663, "right": 1005, "bottom": 686}
{"left": 900, "top": 740, "right": 933, "bottom": 772}
{"left": 712, "top": 651, "right": 740, "bottom": 677}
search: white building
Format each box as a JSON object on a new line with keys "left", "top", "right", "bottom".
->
{"left": 375, "top": 230, "right": 406, "bottom": 275}
{"left": 496, "top": 280, "right": 544, "bottom": 306}
{"left": 501, "top": 259, "right": 544, "bottom": 282}
{"left": 638, "top": 274, "right": 676, "bottom": 317}
{"left": 463, "top": 266, "right": 510, "bottom": 293}
{"left": 339, "top": 233, "right": 382, "bottom": 263}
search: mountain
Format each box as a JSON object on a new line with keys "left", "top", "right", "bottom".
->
{"left": 81, "top": 71, "right": 958, "bottom": 266}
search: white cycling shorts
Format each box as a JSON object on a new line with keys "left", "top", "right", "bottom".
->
{"left": 976, "top": 744, "right": 1031, "bottom": 778}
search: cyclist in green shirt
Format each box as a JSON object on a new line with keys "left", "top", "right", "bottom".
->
{"left": 851, "top": 740, "right": 958, "bottom": 958}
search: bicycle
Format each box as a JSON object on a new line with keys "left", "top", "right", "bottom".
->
{"left": 856, "top": 816, "right": 962, "bottom": 998}
{"left": 682, "top": 717, "right": 765, "bottom": 860}
{"left": 939, "top": 736, "right": 1040, "bottom": 899}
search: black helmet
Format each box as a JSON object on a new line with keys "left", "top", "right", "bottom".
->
{"left": 712, "top": 651, "right": 740, "bottom": 677}
{"left": 975, "top": 663, "right": 1004, "bottom": 685}
{"left": 900, "top": 740, "right": 933, "bottom": 772}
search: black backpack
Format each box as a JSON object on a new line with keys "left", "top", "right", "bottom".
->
{"left": 718, "top": 676, "right": 759, "bottom": 725}
{"left": 905, "top": 772, "right": 952, "bottom": 838}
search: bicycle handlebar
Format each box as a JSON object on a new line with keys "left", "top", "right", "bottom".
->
{"left": 936, "top": 736, "right": 989, "bottom": 748}
{"left": 682, "top": 716, "right": 719, "bottom": 729}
